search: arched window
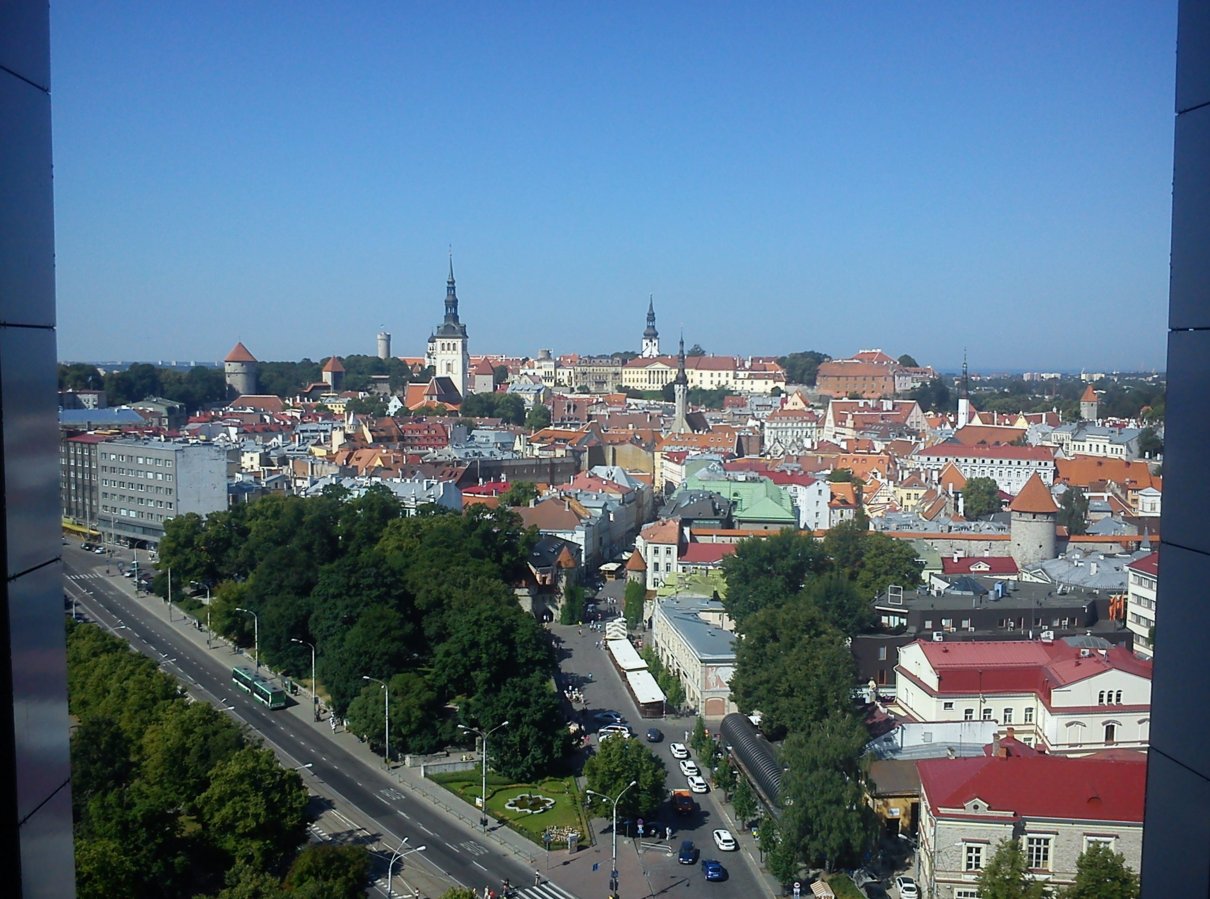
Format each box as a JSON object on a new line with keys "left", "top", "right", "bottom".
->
{"left": 1115, "top": 690, "right": 1123, "bottom": 704}
{"left": 1098, "top": 691, "right": 1105, "bottom": 704}
{"left": 1104, "top": 722, "right": 1117, "bottom": 745}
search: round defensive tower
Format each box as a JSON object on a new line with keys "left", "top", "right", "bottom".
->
{"left": 1009, "top": 472, "right": 1058, "bottom": 569}
{"left": 224, "top": 341, "right": 258, "bottom": 397}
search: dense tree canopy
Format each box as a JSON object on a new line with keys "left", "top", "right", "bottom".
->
{"left": 1057, "top": 486, "right": 1089, "bottom": 536}
{"left": 777, "top": 712, "right": 877, "bottom": 871}
{"left": 460, "top": 391, "right": 526, "bottom": 425}
{"left": 721, "top": 529, "right": 829, "bottom": 625}
{"left": 728, "top": 598, "right": 856, "bottom": 739}
{"left": 583, "top": 732, "right": 668, "bottom": 819}
{"left": 155, "top": 494, "right": 562, "bottom": 778}
{"left": 975, "top": 838, "right": 1053, "bottom": 899}
{"left": 68, "top": 623, "right": 316, "bottom": 898}
{"left": 962, "top": 476, "right": 1002, "bottom": 519}
{"left": 777, "top": 350, "right": 831, "bottom": 386}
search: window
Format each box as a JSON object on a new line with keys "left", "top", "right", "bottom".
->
{"left": 943, "top": 701, "right": 954, "bottom": 711}
{"left": 1115, "top": 690, "right": 1123, "bottom": 704}
{"left": 1024, "top": 707, "right": 1034, "bottom": 724}
{"left": 964, "top": 844, "right": 984, "bottom": 871}
{"left": 1085, "top": 836, "right": 1116, "bottom": 852}
{"left": 1003, "top": 708, "right": 1013, "bottom": 724}
{"left": 964, "top": 709, "right": 974, "bottom": 721}
{"left": 1104, "top": 723, "right": 1117, "bottom": 745}
{"left": 1025, "top": 835, "right": 1052, "bottom": 870}
{"left": 1098, "top": 691, "right": 1106, "bottom": 704}
{"left": 982, "top": 708, "right": 993, "bottom": 720}
{"left": 878, "top": 647, "right": 887, "bottom": 661}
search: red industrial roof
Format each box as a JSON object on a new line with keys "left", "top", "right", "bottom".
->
{"left": 940, "top": 556, "right": 1019, "bottom": 576}
{"left": 919, "top": 754, "right": 1146, "bottom": 823}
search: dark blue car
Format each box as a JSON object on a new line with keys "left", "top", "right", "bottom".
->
{"left": 678, "top": 840, "right": 698, "bottom": 864}
{"left": 701, "top": 859, "right": 727, "bottom": 882}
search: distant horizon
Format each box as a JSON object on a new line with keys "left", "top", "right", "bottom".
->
{"left": 59, "top": 355, "right": 1166, "bottom": 381}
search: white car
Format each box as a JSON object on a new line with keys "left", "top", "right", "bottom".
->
{"left": 686, "top": 775, "right": 709, "bottom": 794}
{"left": 669, "top": 742, "right": 690, "bottom": 759}
{"left": 712, "top": 829, "right": 737, "bottom": 851}
{"left": 599, "top": 725, "right": 631, "bottom": 740}
{"left": 678, "top": 759, "right": 700, "bottom": 777}
{"left": 895, "top": 875, "right": 919, "bottom": 899}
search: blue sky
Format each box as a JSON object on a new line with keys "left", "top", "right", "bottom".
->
{"left": 51, "top": 2, "right": 1177, "bottom": 372}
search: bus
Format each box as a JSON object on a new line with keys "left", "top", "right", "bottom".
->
{"left": 231, "top": 666, "right": 288, "bottom": 710}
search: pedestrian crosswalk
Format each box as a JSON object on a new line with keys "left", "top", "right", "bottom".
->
{"left": 512, "top": 883, "right": 580, "bottom": 899}
{"left": 66, "top": 572, "right": 104, "bottom": 581}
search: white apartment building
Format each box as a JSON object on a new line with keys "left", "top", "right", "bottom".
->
{"left": 895, "top": 637, "right": 1153, "bottom": 754}
{"left": 1126, "top": 551, "right": 1158, "bottom": 660}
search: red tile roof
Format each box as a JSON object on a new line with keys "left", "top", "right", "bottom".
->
{"left": 940, "top": 556, "right": 1019, "bottom": 576}
{"left": 225, "top": 341, "right": 257, "bottom": 363}
{"left": 918, "top": 754, "right": 1146, "bottom": 822}
{"left": 1081, "top": 384, "right": 1098, "bottom": 403}
{"left": 919, "top": 444, "right": 1055, "bottom": 461}
{"left": 625, "top": 549, "right": 647, "bottom": 571}
{"left": 322, "top": 355, "right": 344, "bottom": 373}
{"left": 1009, "top": 473, "right": 1058, "bottom": 514}
{"left": 678, "top": 543, "right": 737, "bottom": 565}
{"left": 1126, "top": 551, "right": 1158, "bottom": 577}
{"left": 909, "top": 639, "right": 1151, "bottom": 699}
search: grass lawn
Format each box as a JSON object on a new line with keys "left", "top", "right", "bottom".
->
{"left": 430, "top": 767, "right": 591, "bottom": 849}
{"left": 822, "top": 873, "right": 865, "bottom": 899}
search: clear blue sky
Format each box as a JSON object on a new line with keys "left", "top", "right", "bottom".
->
{"left": 51, "top": 2, "right": 1177, "bottom": 372}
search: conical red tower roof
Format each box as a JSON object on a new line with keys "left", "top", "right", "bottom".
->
{"left": 322, "top": 355, "right": 344, "bottom": 373}
{"left": 225, "top": 341, "right": 257, "bottom": 363}
{"left": 1009, "top": 473, "right": 1058, "bottom": 514}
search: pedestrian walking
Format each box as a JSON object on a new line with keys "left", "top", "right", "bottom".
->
{"left": 534, "top": 870, "right": 541, "bottom": 887}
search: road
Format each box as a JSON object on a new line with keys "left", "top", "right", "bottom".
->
{"left": 550, "top": 611, "right": 776, "bottom": 899}
{"left": 63, "top": 545, "right": 577, "bottom": 899}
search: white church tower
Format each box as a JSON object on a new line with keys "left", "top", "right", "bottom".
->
{"left": 425, "top": 254, "right": 470, "bottom": 399}
{"left": 641, "top": 295, "right": 660, "bottom": 357}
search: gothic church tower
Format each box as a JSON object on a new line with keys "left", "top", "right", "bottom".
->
{"left": 425, "top": 254, "right": 470, "bottom": 399}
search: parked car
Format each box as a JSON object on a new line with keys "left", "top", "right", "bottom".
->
{"left": 712, "top": 829, "right": 736, "bottom": 851}
{"left": 686, "top": 775, "right": 709, "bottom": 793}
{"left": 679, "top": 759, "right": 700, "bottom": 777}
{"left": 595, "top": 710, "right": 625, "bottom": 725}
{"left": 669, "top": 742, "right": 689, "bottom": 759}
{"left": 645, "top": 727, "right": 664, "bottom": 743}
{"left": 894, "top": 876, "right": 919, "bottom": 899}
{"left": 678, "top": 840, "right": 698, "bottom": 864}
{"left": 701, "top": 859, "right": 728, "bottom": 882}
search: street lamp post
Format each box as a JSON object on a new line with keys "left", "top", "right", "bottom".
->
{"left": 586, "top": 779, "right": 637, "bottom": 899}
{"left": 291, "top": 637, "right": 318, "bottom": 721}
{"left": 205, "top": 586, "right": 211, "bottom": 649}
{"left": 363, "top": 675, "right": 390, "bottom": 767}
{"left": 234, "top": 607, "right": 259, "bottom": 670}
{"left": 458, "top": 720, "right": 509, "bottom": 832}
{"left": 387, "top": 837, "right": 427, "bottom": 899}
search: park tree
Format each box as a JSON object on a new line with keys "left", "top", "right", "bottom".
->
{"left": 911, "top": 377, "right": 953, "bottom": 412}
{"left": 197, "top": 746, "right": 311, "bottom": 871}
{"left": 686, "top": 343, "right": 706, "bottom": 356}
{"left": 721, "top": 529, "right": 829, "bottom": 625}
{"left": 778, "top": 712, "right": 876, "bottom": 871}
{"left": 897, "top": 354, "right": 919, "bottom": 367}
{"left": 525, "top": 403, "right": 552, "bottom": 430}
{"left": 799, "top": 572, "right": 875, "bottom": 638}
{"left": 962, "top": 476, "right": 1002, "bottom": 519}
{"left": 1057, "top": 487, "right": 1089, "bottom": 536}
{"left": 138, "top": 699, "right": 245, "bottom": 814}
{"left": 975, "top": 838, "right": 1053, "bottom": 899}
{"left": 729, "top": 597, "right": 855, "bottom": 739}
{"left": 583, "top": 732, "right": 668, "bottom": 819}
{"left": 1059, "top": 843, "right": 1139, "bottom": 899}
{"left": 284, "top": 845, "right": 371, "bottom": 899}
{"left": 464, "top": 672, "right": 571, "bottom": 781}
{"left": 58, "top": 361, "right": 104, "bottom": 390}
{"left": 731, "top": 778, "right": 758, "bottom": 827}
{"left": 1138, "top": 425, "right": 1163, "bottom": 457}
{"left": 623, "top": 578, "right": 646, "bottom": 628}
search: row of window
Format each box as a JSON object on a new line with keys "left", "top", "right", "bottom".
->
{"left": 101, "top": 506, "right": 168, "bottom": 523}
{"left": 105, "top": 452, "right": 174, "bottom": 467}
{"left": 102, "top": 480, "right": 173, "bottom": 494}
{"left": 102, "top": 466, "right": 174, "bottom": 482}
{"left": 955, "top": 834, "right": 1115, "bottom": 875}
{"left": 922, "top": 617, "right": 1075, "bottom": 631}
{"left": 101, "top": 495, "right": 173, "bottom": 510}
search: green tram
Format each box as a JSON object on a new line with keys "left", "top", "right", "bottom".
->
{"left": 231, "top": 666, "right": 288, "bottom": 710}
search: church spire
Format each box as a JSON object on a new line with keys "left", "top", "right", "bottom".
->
{"left": 675, "top": 332, "right": 688, "bottom": 386}
{"left": 670, "top": 330, "right": 690, "bottom": 433}
{"left": 641, "top": 294, "right": 660, "bottom": 357}
{"left": 445, "top": 250, "right": 459, "bottom": 324}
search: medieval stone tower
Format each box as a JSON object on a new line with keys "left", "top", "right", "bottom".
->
{"left": 1009, "top": 472, "right": 1058, "bottom": 569}
{"left": 224, "top": 341, "right": 258, "bottom": 397}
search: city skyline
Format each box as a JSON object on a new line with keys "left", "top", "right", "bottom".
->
{"left": 51, "top": 2, "right": 1176, "bottom": 371}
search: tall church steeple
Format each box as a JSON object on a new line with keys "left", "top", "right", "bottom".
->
{"left": 956, "top": 348, "right": 971, "bottom": 430}
{"left": 641, "top": 295, "right": 660, "bottom": 357}
{"left": 425, "top": 251, "right": 470, "bottom": 401}
{"left": 671, "top": 331, "right": 690, "bottom": 433}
